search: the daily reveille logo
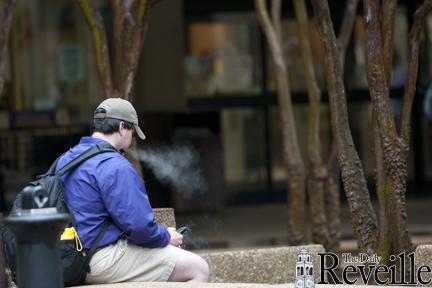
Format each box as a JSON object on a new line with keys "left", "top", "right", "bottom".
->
{"left": 295, "top": 250, "right": 432, "bottom": 287}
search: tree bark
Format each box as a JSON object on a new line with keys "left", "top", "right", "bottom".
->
{"left": 293, "top": 0, "right": 328, "bottom": 248}
{"left": 112, "top": 0, "right": 152, "bottom": 101}
{"left": 381, "top": 0, "right": 397, "bottom": 85}
{"left": 77, "top": 0, "right": 158, "bottom": 178}
{"left": 373, "top": 111, "right": 390, "bottom": 264}
{"left": 324, "top": 144, "right": 341, "bottom": 252}
{"left": 312, "top": 0, "right": 378, "bottom": 253}
{"left": 271, "top": 0, "right": 282, "bottom": 44}
{"left": 78, "top": 0, "right": 115, "bottom": 98}
{"left": 400, "top": 0, "right": 432, "bottom": 146}
{"left": 325, "top": 0, "right": 359, "bottom": 252}
{"left": 398, "top": 0, "right": 432, "bottom": 252}
{"left": 336, "top": 0, "right": 359, "bottom": 66}
{"left": 255, "top": 0, "right": 306, "bottom": 244}
{"left": 363, "top": 0, "right": 415, "bottom": 256}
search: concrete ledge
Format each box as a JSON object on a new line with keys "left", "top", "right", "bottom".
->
{"left": 198, "top": 245, "right": 324, "bottom": 284}
{"left": 415, "top": 244, "right": 432, "bottom": 268}
{"left": 74, "top": 282, "right": 407, "bottom": 288}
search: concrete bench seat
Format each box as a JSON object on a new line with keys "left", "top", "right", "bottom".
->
{"left": 70, "top": 245, "right": 324, "bottom": 287}
{"left": 74, "top": 282, "right": 408, "bottom": 288}
{"left": 198, "top": 245, "right": 324, "bottom": 284}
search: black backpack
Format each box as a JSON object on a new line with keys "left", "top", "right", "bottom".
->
{"left": 2, "top": 143, "right": 118, "bottom": 286}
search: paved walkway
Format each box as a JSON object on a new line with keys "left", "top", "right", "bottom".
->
{"left": 74, "top": 283, "right": 407, "bottom": 288}
{"left": 175, "top": 198, "right": 432, "bottom": 250}
{"left": 70, "top": 199, "right": 432, "bottom": 288}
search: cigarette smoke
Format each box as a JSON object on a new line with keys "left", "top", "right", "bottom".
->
{"left": 137, "top": 144, "right": 208, "bottom": 197}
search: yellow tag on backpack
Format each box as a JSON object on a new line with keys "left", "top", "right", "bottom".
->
{"left": 60, "top": 227, "right": 83, "bottom": 252}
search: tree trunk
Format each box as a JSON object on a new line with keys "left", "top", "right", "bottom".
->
{"left": 78, "top": 0, "right": 160, "bottom": 178}
{"left": 397, "top": 0, "right": 432, "bottom": 252}
{"left": 324, "top": 143, "right": 341, "bottom": 252}
{"left": 363, "top": 0, "right": 420, "bottom": 256}
{"left": 311, "top": 0, "right": 378, "bottom": 253}
{"left": 111, "top": 0, "right": 152, "bottom": 101}
{"left": 0, "top": 0, "right": 15, "bottom": 101}
{"left": 78, "top": 0, "right": 115, "bottom": 98}
{"left": 323, "top": 0, "right": 359, "bottom": 252}
{"left": 293, "top": 0, "right": 328, "bottom": 248}
{"left": 255, "top": 0, "right": 306, "bottom": 244}
{"left": 373, "top": 111, "right": 390, "bottom": 263}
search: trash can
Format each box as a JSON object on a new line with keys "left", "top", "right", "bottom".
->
{"left": 5, "top": 185, "right": 69, "bottom": 288}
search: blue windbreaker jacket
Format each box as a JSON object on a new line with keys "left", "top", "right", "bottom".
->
{"left": 56, "top": 136, "right": 170, "bottom": 249}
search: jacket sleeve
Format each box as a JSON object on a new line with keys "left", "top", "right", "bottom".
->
{"left": 97, "top": 157, "right": 170, "bottom": 248}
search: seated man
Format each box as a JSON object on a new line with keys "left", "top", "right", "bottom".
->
{"left": 56, "top": 98, "right": 209, "bottom": 283}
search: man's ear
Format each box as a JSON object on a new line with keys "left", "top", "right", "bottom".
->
{"left": 118, "top": 121, "right": 125, "bottom": 135}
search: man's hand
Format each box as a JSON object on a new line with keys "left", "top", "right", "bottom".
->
{"left": 167, "top": 227, "right": 183, "bottom": 248}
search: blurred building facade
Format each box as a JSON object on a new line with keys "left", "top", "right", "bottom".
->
{"left": 0, "top": 0, "right": 431, "bottom": 212}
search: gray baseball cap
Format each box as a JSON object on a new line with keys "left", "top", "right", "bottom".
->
{"left": 94, "top": 98, "right": 146, "bottom": 140}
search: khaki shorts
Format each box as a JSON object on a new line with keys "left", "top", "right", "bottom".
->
{"left": 86, "top": 239, "right": 178, "bottom": 284}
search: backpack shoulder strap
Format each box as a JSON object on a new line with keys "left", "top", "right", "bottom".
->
{"left": 56, "top": 144, "right": 119, "bottom": 176}
{"left": 45, "top": 154, "right": 64, "bottom": 174}
{"left": 86, "top": 221, "right": 110, "bottom": 258}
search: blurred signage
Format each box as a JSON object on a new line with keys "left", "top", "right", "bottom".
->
{"left": 58, "top": 44, "right": 85, "bottom": 82}
{"left": 9, "top": 111, "right": 57, "bottom": 129}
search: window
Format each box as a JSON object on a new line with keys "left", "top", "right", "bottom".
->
{"left": 270, "top": 104, "right": 332, "bottom": 185}
{"left": 9, "top": 0, "right": 100, "bottom": 116}
{"left": 185, "top": 13, "right": 261, "bottom": 97}
{"left": 346, "top": 7, "right": 408, "bottom": 89}
{"left": 266, "top": 19, "right": 325, "bottom": 94}
{"left": 222, "top": 108, "right": 267, "bottom": 200}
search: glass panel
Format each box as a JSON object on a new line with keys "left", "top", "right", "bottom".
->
{"left": 423, "top": 13, "right": 432, "bottom": 180}
{"left": 345, "top": 101, "right": 415, "bottom": 181}
{"left": 347, "top": 6, "right": 408, "bottom": 89}
{"left": 270, "top": 104, "right": 332, "bottom": 184}
{"left": 185, "top": 13, "right": 261, "bottom": 97}
{"left": 348, "top": 102, "right": 375, "bottom": 180}
{"left": 391, "top": 6, "right": 409, "bottom": 87}
{"left": 221, "top": 108, "right": 267, "bottom": 196}
{"left": 423, "top": 85, "right": 432, "bottom": 180}
{"left": 10, "top": 0, "right": 100, "bottom": 117}
{"left": 266, "top": 19, "right": 326, "bottom": 94}
{"left": 268, "top": 102, "right": 412, "bottom": 185}
{"left": 345, "top": 16, "right": 368, "bottom": 89}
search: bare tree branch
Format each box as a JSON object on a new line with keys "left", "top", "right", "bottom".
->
{"left": 327, "top": 0, "right": 359, "bottom": 180}
{"left": 111, "top": 0, "right": 126, "bottom": 92}
{"left": 324, "top": 142, "right": 341, "bottom": 251}
{"left": 0, "top": 0, "right": 15, "bottom": 100}
{"left": 293, "top": 0, "right": 328, "bottom": 248}
{"left": 255, "top": 0, "right": 306, "bottom": 244}
{"left": 382, "top": 0, "right": 398, "bottom": 85}
{"left": 119, "top": 0, "right": 151, "bottom": 101}
{"left": 271, "top": 0, "right": 282, "bottom": 44}
{"left": 364, "top": 0, "right": 414, "bottom": 255}
{"left": 322, "top": 0, "right": 360, "bottom": 251}
{"left": 337, "top": 0, "right": 360, "bottom": 67}
{"left": 373, "top": 110, "right": 390, "bottom": 263}
{"left": 312, "top": 0, "right": 378, "bottom": 253}
{"left": 363, "top": 0, "right": 400, "bottom": 156}
{"left": 400, "top": 0, "right": 432, "bottom": 146}
{"left": 78, "top": 0, "right": 115, "bottom": 97}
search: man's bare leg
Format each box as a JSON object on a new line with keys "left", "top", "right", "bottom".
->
{"left": 167, "top": 247, "right": 209, "bottom": 282}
